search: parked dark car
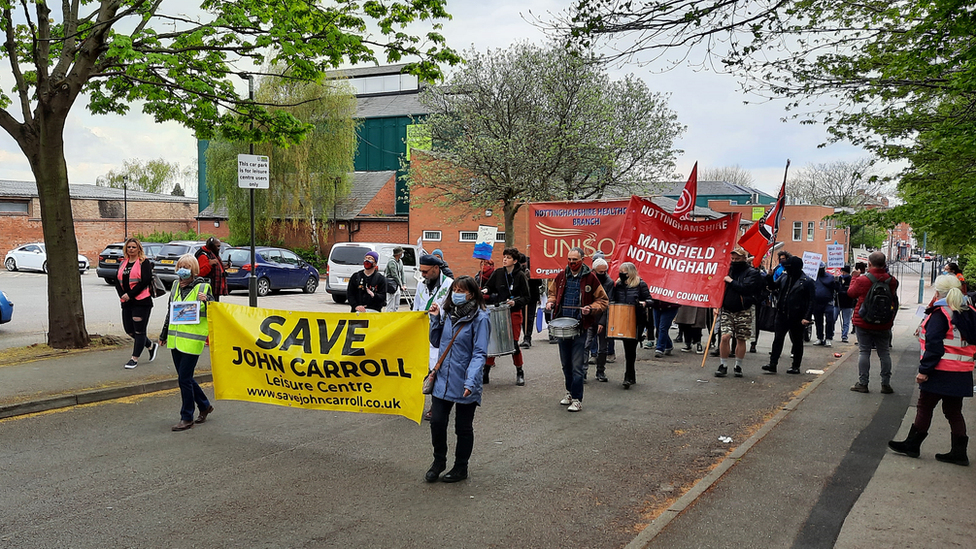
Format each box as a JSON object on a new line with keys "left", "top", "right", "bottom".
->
{"left": 153, "top": 240, "right": 230, "bottom": 285}
{"left": 0, "top": 289, "right": 12, "bottom": 324}
{"left": 97, "top": 242, "right": 164, "bottom": 285}
{"left": 221, "top": 246, "right": 320, "bottom": 297}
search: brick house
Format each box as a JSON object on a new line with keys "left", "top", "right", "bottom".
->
{"left": 0, "top": 180, "right": 198, "bottom": 261}
{"left": 706, "top": 200, "right": 851, "bottom": 267}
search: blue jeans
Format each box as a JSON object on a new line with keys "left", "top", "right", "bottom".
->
{"left": 837, "top": 307, "right": 853, "bottom": 340}
{"left": 172, "top": 348, "right": 210, "bottom": 422}
{"left": 813, "top": 305, "right": 836, "bottom": 341}
{"left": 557, "top": 334, "right": 587, "bottom": 401}
{"left": 653, "top": 308, "right": 679, "bottom": 352}
{"left": 855, "top": 327, "right": 892, "bottom": 386}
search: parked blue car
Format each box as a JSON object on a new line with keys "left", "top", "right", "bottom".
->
{"left": 0, "top": 289, "right": 12, "bottom": 324}
{"left": 221, "top": 246, "right": 320, "bottom": 297}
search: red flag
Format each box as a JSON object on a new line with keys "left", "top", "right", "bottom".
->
{"left": 672, "top": 162, "right": 698, "bottom": 221}
{"left": 739, "top": 173, "right": 788, "bottom": 268}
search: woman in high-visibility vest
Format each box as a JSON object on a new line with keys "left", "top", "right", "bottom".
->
{"left": 889, "top": 275, "right": 976, "bottom": 465}
{"left": 159, "top": 254, "right": 214, "bottom": 432}
{"left": 114, "top": 238, "right": 160, "bottom": 369}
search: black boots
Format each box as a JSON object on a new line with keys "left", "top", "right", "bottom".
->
{"left": 425, "top": 460, "right": 446, "bottom": 482}
{"left": 888, "top": 424, "right": 928, "bottom": 458}
{"left": 482, "top": 364, "right": 491, "bottom": 385}
{"left": 442, "top": 466, "right": 468, "bottom": 483}
{"left": 595, "top": 353, "right": 608, "bottom": 382}
{"left": 935, "top": 435, "right": 970, "bottom": 466}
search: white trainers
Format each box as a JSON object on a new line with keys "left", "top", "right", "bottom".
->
{"left": 825, "top": 339, "right": 833, "bottom": 347}
{"left": 559, "top": 393, "right": 573, "bottom": 405}
{"left": 148, "top": 341, "right": 158, "bottom": 362}
{"left": 567, "top": 399, "right": 583, "bottom": 412}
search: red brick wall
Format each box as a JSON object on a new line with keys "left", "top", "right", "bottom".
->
{"left": 359, "top": 173, "right": 397, "bottom": 216}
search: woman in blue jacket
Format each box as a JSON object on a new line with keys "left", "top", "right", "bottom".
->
{"left": 425, "top": 275, "right": 490, "bottom": 483}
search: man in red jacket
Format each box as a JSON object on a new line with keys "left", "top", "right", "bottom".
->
{"left": 848, "top": 251, "right": 899, "bottom": 394}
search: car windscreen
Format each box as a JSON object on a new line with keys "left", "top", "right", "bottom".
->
{"left": 159, "top": 245, "right": 191, "bottom": 257}
{"left": 226, "top": 249, "right": 251, "bottom": 266}
{"left": 330, "top": 247, "right": 370, "bottom": 266}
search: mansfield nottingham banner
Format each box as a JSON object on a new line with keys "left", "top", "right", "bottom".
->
{"left": 528, "top": 199, "right": 630, "bottom": 278}
{"left": 209, "top": 303, "right": 429, "bottom": 424}
{"left": 609, "top": 197, "right": 741, "bottom": 308}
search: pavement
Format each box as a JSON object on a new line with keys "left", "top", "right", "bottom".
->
{"left": 2, "top": 281, "right": 974, "bottom": 547}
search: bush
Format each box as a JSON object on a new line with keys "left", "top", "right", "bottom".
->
{"left": 133, "top": 229, "right": 213, "bottom": 244}
{"left": 293, "top": 247, "right": 327, "bottom": 271}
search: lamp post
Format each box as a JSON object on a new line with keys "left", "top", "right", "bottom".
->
{"left": 123, "top": 175, "right": 128, "bottom": 238}
{"left": 241, "top": 73, "right": 258, "bottom": 307}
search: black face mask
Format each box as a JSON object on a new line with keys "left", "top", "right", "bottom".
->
{"left": 619, "top": 272, "right": 629, "bottom": 281}
{"left": 596, "top": 272, "right": 608, "bottom": 282}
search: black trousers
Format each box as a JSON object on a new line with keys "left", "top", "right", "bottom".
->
{"left": 430, "top": 396, "right": 477, "bottom": 468}
{"left": 769, "top": 321, "right": 806, "bottom": 370}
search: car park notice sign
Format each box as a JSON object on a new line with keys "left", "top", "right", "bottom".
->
{"left": 238, "top": 154, "right": 270, "bottom": 189}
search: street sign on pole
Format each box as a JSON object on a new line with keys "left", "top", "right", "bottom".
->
{"left": 237, "top": 154, "right": 270, "bottom": 189}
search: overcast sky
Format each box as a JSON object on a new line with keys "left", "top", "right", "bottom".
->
{"left": 0, "top": 1, "right": 871, "bottom": 197}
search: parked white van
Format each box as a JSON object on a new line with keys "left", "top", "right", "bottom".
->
{"left": 325, "top": 242, "right": 425, "bottom": 304}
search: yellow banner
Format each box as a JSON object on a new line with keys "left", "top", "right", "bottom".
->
{"left": 209, "top": 303, "right": 429, "bottom": 424}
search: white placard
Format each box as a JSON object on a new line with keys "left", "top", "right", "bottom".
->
{"left": 238, "top": 154, "right": 270, "bottom": 189}
{"left": 170, "top": 301, "right": 201, "bottom": 325}
{"left": 826, "top": 244, "right": 845, "bottom": 268}
{"left": 802, "top": 252, "right": 823, "bottom": 279}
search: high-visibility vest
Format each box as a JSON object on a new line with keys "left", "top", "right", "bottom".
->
{"left": 168, "top": 281, "right": 210, "bottom": 355}
{"left": 919, "top": 306, "right": 976, "bottom": 372}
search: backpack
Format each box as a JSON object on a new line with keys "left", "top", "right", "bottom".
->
{"left": 859, "top": 273, "right": 896, "bottom": 324}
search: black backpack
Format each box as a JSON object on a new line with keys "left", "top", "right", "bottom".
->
{"left": 859, "top": 273, "right": 895, "bottom": 324}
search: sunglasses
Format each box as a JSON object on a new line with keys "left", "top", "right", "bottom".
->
{"left": 419, "top": 268, "right": 432, "bottom": 274}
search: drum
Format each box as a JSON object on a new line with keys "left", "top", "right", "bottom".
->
{"left": 607, "top": 303, "right": 637, "bottom": 339}
{"left": 548, "top": 317, "right": 581, "bottom": 339}
{"left": 487, "top": 304, "right": 516, "bottom": 357}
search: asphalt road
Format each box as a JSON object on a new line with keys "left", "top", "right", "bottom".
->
{"left": 0, "top": 270, "right": 349, "bottom": 350}
{"left": 0, "top": 335, "right": 860, "bottom": 548}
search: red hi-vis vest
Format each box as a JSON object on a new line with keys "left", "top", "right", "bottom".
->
{"left": 919, "top": 306, "right": 976, "bottom": 372}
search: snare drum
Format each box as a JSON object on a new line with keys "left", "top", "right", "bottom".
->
{"left": 487, "top": 304, "right": 516, "bottom": 357}
{"left": 548, "top": 317, "right": 581, "bottom": 339}
{"left": 607, "top": 303, "right": 637, "bottom": 339}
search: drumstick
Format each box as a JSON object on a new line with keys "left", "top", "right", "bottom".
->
{"left": 701, "top": 308, "right": 721, "bottom": 368}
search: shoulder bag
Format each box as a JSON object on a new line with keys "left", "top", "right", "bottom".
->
{"left": 422, "top": 319, "right": 470, "bottom": 394}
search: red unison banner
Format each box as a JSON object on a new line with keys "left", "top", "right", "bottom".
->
{"left": 527, "top": 200, "right": 630, "bottom": 279}
{"left": 609, "top": 196, "right": 741, "bottom": 308}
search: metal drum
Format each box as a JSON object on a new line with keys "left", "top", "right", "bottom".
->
{"left": 487, "top": 304, "right": 516, "bottom": 357}
{"left": 607, "top": 303, "right": 637, "bottom": 339}
{"left": 548, "top": 317, "right": 581, "bottom": 339}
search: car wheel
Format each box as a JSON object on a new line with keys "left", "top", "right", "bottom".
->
{"left": 332, "top": 293, "right": 347, "bottom": 304}
{"left": 4, "top": 258, "right": 16, "bottom": 271}
{"left": 256, "top": 277, "right": 271, "bottom": 297}
{"left": 303, "top": 276, "right": 318, "bottom": 294}
{"left": 42, "top": 261, "right": 48, "bottom": 274}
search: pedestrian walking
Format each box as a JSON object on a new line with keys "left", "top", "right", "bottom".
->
{"left": 716, "top": 246, "right": 762, "bottom": 377}
{"left": 425, "top": 276, "right": 490, "bottom": 483}
{"left": 483, "top": 247, "right": 530, "bottom": 386}
{"left": 836, "top": 265, "right": 855, "bottom": 343}
{"left": 195, "top": 237, "right": 227, "bottom": 300}
{"left": 415, "top": 254, "right": 454, "bottom": 421}
{"left": 545, "top": 247, "right": 608, "bottom": 412}
{"left": 586, "top": 258, "right": 614, "bottom": 382}
{"left": 431, "top": 249, "right": 454, "bottom": 279}
{"left": 348, "top": 251, "right": 387, "bottom": 313}
{"left": 761, "top": 256, "right": 814, "bottom": 374}
{"left": 888, "top": 275, "right": 976, "bottom": 465}
{"left": 609, "top": 262, "right": 650, "bottom": 388}
{"left": 520, "top": 254, "right": 543, "bottom": 349}
{"left": 848, "top": 251, "right": 899, "bottom": 393}
{"left": 650, "top": 298, "right": 680, "bottom": 358}
{"left": 812, "top": 263, "right": 837, "bottom": 346}
{"left": 159, "top": 254, "right": 214, "bottom": 431}
{"left": 384, "top": 247, "right": 406, "bottom": 312}
{"left": 115, "top": 238, "right": 159, "bottom": 369}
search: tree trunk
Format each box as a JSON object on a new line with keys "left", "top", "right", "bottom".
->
{"left": 503, "top": 200, "right": 520, "bottom": 248}
{"left": 24, "top": 113, "right": 90, "bottom": 349}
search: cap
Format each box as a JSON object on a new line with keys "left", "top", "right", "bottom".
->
{"left": 593, "top": 258, "right": 608, "bottom": 270}
{"left": 392, "top": 246, "right": 403, "bottom": 254}
{"left": 731, "top": 246, "right": 748, "bottom": 257}
{"left": 364, "top": 251, "right": 379, "bottom": 263}
{"left": 432, "top": 248, "right": 444, "bottom": 258}
{"left": 420, "top": 254, "right": 441, "bottom": 266}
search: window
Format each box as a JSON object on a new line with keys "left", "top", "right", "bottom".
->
{"left": 496, "top": 232, "right": 506, "bottom": 242}
{"left": 0, "top": 200, "right": 28, "bottom": 214}
{"left": 793, "top": 221, "right": 802, "bottom": 241}
{"left": 459, "top": 231, "right": 478, "bottom": 242}
{"left": 347, "top": 73, "right": 421, "bottom": 96}
{"left": 807, "top": 222, "right": 815, "bottom": 241}
{"left": 279, "top": 250, "right": 300, "bottom": 265}
{"left": 423, "top": 230, "right": 441, "bottom": 242}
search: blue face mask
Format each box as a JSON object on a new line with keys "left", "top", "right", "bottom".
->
{"left": 451, "top": 292, "right": 468, "bottom": 305}
{"left": 177, "top": 268, "right": 192, "bottom": 280}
